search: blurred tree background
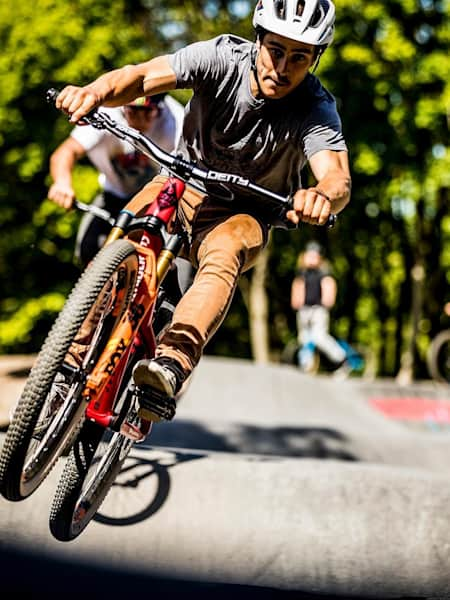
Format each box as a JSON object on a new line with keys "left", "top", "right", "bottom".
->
{"left": 0, "top": 0, "right": 448, "bottom": 380}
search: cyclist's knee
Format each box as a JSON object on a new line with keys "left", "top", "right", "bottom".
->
{"left": 197, "top": 213, "right": 266, "bottom": 273}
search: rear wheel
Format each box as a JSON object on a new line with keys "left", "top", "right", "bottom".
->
{"left": 427, "top": 330, "right": 450, "bottom": 383}
{"left": 0, "top": 241, "right": 138, "bottom": 501}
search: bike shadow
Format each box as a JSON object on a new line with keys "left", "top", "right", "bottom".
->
{"left": 94, "top": 421, "right": 355, "bottom": 528}
{"left": 93, "top": 449, "right": 202, "bottom": 527}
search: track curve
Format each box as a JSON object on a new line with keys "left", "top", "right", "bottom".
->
{"left": 1, "top": 355, "right": 449, "bottom": 598}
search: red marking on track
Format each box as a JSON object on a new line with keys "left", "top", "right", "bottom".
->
{"left": 369, "top": 396, "right": 450, "bottom": 423}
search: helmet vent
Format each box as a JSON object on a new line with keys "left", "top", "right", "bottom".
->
{"left": 310, "top": 0, "right": 327, "bottom": 27}
{"left": 295, "top": 0, "right": 305, "bottom": 16}
{"left": 253, "top": 0, "right": 335, "bottom": 47}
{"left": 274, "top": 0, "right": 286, "bottom": 19}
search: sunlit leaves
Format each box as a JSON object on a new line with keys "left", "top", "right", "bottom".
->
{"left": 0, "top": 293, "right": 66, "bottom": 352}
{"left": 340, "top": 44, "right": 374, "bottom": 65}
{"left": 0, "top": 0, "right": 149, "bottom": 352}
{"left": 353, "top": 144, "right": 383, "bottom": 175}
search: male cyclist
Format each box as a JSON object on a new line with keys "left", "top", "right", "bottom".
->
{"left": 48, "top": 94, "right": 185, "bottom": 266}
{"left": 55, "top": 0, "right": 351, "bottom": 421}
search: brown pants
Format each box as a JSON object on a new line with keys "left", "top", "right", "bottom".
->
{"left": 126, "top": 176, "right": 269, "bottom": 377}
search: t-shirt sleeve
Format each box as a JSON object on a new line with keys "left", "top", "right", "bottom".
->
{"left": 70, "top": 123, "right": 105, "bottom": 152}
{"left": 301, "top": 102, "right": 347, "bottom": 159}
{"left": 167, "top": 36, "right": 229, "bottom": 92}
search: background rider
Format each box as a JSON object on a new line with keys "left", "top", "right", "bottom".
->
{"left": 290, "top": 241, "right": 348, "bottom": 373}
{"left": 48, "top": 93, "right": 185, "bottom": 267}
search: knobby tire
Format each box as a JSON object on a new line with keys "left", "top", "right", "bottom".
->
{"left": 49, "top": 355, "right": 140, "bottom": 542}
{"left": 0, "top": 240, "right": 138, "bottom": 501}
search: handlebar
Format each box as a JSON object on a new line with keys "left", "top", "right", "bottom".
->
{"left": 47, "top": 88, "right": 336, "bottom": 229}
{"left": 74, "top": 199, "right": 115, "bottom": 226}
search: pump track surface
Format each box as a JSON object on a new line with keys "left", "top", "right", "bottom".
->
{"left": 0, "top": 354, "right": 449, "bottom": 600}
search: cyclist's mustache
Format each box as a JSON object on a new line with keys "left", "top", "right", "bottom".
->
{"left": 268, "top": 74, "right": 290, "bottom": 86}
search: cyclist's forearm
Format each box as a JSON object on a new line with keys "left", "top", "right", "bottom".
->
{"left": 291, "top": 279, "right": 305, "bottom": 310}
{"left": 309, "top": 150, "right": 351, "bottom": 214}
{"left": 315, "top": 170, "right": 351, "bottom": 214}
{"left": 321, "top": 276, "right": 337, "bottom": 308}
{"left": 85, "top": 57, "right": 177, "bottom": 107}
{"left": 84, "top": 65, "right": 147, "bottom": 107}
{"left": 48, "top": 140, "right": 82, "bottom": 206}
{"left": 57, "top": 57, "right": 177, "bottom": 124}
{"left": 50, "top": 145, "right": 76, "bottom": 186}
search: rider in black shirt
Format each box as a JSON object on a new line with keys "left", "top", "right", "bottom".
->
{"left": 290, "top": 241, "right": 347, "bottom": 372}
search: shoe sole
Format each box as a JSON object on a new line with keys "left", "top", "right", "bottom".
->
{"left": 133, "top": 362, "right": 175, "bottom": 397}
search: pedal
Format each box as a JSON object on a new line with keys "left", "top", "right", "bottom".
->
{"left": 119, "top": 384, "right": 154, "bottom": 442}
{"left": 134, "top": 384, "right": 177, "bottom": 422}
{"left": 120, "top": 420, "right": 151, "bottom": 443}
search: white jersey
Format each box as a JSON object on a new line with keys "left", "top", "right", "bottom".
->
{"left": 71, "top": 96, "right": 185, "bottom": 199}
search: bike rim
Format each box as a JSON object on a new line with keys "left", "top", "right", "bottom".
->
{"left": 69, "top": 431, "right": 132, "bottom": 538}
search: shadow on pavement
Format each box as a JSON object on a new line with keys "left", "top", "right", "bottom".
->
{"left": 93, "top": 451, "right": 203, "bottom": 527}
{"left": 146, "top": 420, "right": 358, "bottom": 460}
{"left": 0, "top": 545, "right": 419, "bottom": 600}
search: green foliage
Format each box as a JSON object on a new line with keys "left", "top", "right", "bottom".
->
{"left": 0, "top": 0, "right": 448, "bottom": 380}
{"left": 0, "top": 293, "right": 66, "bottom": 353}
{"left": 0, "top": 0, "right": 149, "bottom": 352}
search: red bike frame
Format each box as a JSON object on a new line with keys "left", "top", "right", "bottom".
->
{"left": 82, "top": 177, "right": 186, "bottom": 435}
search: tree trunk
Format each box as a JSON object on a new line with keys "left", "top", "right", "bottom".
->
{"left": 396, "top": 198, "right": 426, "bottom": 385}
{"left": 248, "top": 234, "right": 272, "bottom": 363}
{"left": 396, "top": 262, "right": 425, "bottom": 385}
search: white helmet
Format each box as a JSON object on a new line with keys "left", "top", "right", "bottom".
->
{"left": 253, "top": 0, "right": 335, "bottom": 47}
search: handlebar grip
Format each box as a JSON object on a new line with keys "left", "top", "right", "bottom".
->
{"left": 74, "top": 200, "right": 115, "bottom": 226}
{"left": 286, "top": 196, "right": 337, "bottom": 228}
{"left": 327, "top": 214, "right": 337, "bottom": 228}
{"left": 46, "top": 87, "right": 104, "bottom": 129}
{"left": 46, "top": 88, "right": 59, "bottom": 106}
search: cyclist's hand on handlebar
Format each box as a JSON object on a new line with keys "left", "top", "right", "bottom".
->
{"left": 55, "top": 86, "right": 103, "bottom": 124}
{"left": 286, "top": 187, "right": 332, "bottom": 227}
{"left": 48, "top": 182, "right": 76, "bottom": 210}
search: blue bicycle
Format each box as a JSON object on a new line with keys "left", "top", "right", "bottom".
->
{"left": 281, "top": 337, "right": 366, "bottom": 376}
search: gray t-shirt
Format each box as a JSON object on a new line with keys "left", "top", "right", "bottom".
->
{"left": 168, "top": 34, "right": 347, "bottom": 214}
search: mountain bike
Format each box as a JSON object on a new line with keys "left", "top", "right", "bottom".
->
{"left": 427, "top": 329, "right": 450, "bottom": 383}
{"left": 0, "top": 88, "right": 336, "bottom": 542}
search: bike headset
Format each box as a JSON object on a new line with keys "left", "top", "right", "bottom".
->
{"left": 251, "top": 0, "right": 336, "bottom": 91}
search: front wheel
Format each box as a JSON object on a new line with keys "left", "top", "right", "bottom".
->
{"left": 0, "top": 240, "right": 138, "bottom": 501}
{"left": 427, "top": 330, "right": 450, "bottom": 383}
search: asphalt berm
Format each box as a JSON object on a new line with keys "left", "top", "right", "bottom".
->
{"left": 1, "top": 355, "right": 449, "bottom": 599}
